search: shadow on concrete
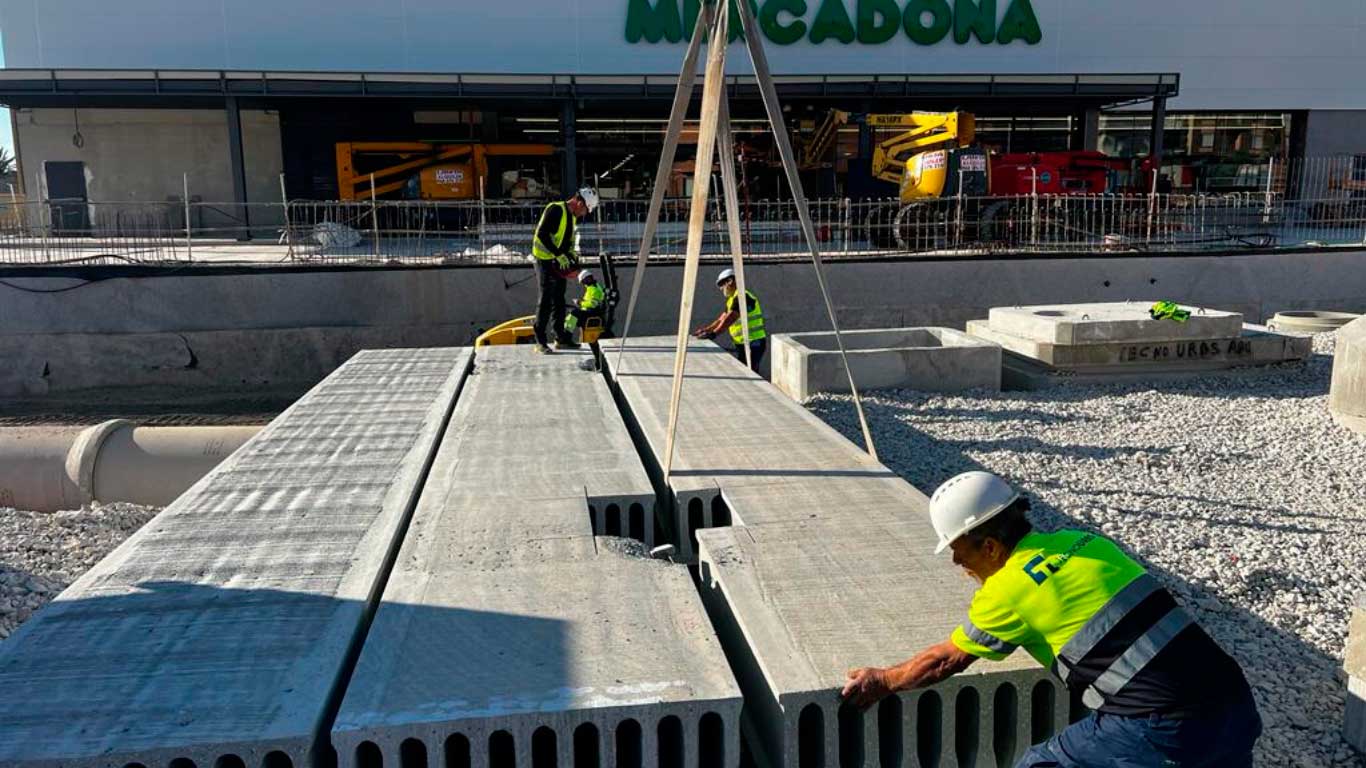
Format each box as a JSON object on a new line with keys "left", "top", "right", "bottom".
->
{"left": 0, "top": 579, "right": 570, "bottom": 768}
{"left": 809, "top": 395, "right": 1364, "bottom": 765}
{"left": 674, "top": 468, "right": 899, "bottom": 479}
{"left": 615, "top": 372, "right": 758, "bottom": 382}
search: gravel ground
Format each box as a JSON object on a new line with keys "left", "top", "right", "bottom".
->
{"left": 809, "top": 334, "right": 1366, "bottom": 767}
{"left": 0, "top": 503, "right": 160, "bottom": 640}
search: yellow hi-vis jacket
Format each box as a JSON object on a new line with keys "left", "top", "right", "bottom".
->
{"left": 952, "top": 529, "right": 1248, "bottom": 716}
{"left": 726, "top": 290, "right": 766, "bottom": 344}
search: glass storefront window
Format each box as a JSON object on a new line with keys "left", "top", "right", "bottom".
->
{"left": 1098, "top": 111, "right": 1291, "bottom": 192}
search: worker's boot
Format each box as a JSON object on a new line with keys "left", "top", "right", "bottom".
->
{"left": 555, "top": 333, "right": 581, "bottom": 350}
{"left": 535, "top": 343, "right": 554, "bottom": 354}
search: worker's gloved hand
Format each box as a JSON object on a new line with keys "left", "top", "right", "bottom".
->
{"left": 841, "top": 667, "right": 891, "bottom": 710}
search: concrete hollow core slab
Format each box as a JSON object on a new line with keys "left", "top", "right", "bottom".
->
{"left": 0, "top": 348, "right": 474, "bottom": 768}
{"left": 331, "top": 344, "right": 743, "bottom": 768}
{"left": 604, "top": 337, "right": 1059, "bottom": 767}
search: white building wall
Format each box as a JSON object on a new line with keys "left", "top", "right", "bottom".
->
{"left": 16, "top": 108, "right": 284, "bottom": 224}
{"left": 0, "top": 0, "right": 1362, "bottom": 110}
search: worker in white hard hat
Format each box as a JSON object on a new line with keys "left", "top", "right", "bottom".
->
{"left": 563, "top": 268, "right": 606, "bottom": 338}
{"left": 531, "top": 187, "right": 600, "bottom": 353}
{"left": 841, "top": 471, "right": 1261, "bottom": 767}
{"left": 691, "top": 268, "right": 767, "bottom": 372}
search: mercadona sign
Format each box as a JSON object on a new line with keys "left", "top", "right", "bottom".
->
{"left": 625, "top": 0, "right": 1042, "bottom": 46}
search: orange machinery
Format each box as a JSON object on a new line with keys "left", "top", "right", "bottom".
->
{"left": 335, "top": 142, "right": 556, "bottom": 201}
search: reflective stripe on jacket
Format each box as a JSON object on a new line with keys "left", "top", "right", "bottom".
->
{"left": 950, "top": 530, "right": 1224, "bottom": 714}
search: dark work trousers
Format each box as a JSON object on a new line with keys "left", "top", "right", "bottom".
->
{"left": 1016, "top": 690, "right": 1261, "bottom": 767}
{"left": 533, "top": 259, "right": 569, "bottom": 346}
{"left": 729, "top": 337, "right": 767, "bottom": 372}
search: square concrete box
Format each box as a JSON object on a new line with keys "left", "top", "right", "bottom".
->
{"left": 988, "top": 303, "right": 1244, "bottom": 345}
{"left": 1346, "top": 592, "right": 1366, "bottom": 754}
{"left": 771, "top": 328, "right": 1001, "bottom": 401}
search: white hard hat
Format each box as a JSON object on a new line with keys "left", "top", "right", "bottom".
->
{"left": 578, "top": 269, "right": 595, "bottom": 284}
{"left": 577, "top": 187, "right": 600, "bottom": 213}
{"left": 716, "top": 268, "right": 735, "bottom": 285}
{"left": 929, "top": 471, "right": 1020, "bottom": 554}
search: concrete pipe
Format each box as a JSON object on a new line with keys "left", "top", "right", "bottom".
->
{"left": 0, "top": 420, "right": 261, "bottom": 512}
{"left": 1266, "top": 311, "right": 1362, "bottom": 334}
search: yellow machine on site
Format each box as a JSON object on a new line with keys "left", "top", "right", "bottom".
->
{"left": 475, "top": 252, "right": 621, "bottom": 348}
{"left": 803, "top": 109, "right": 988, "bottom": 202}
{"left": 802, "top": 109, "right": 991, "bottom": 247}
{"left": 335, "top": 142, "right": 555, "bottom": 201}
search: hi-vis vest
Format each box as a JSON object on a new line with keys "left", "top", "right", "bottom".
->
{"left": 532, "top": 201, "right": 573, "bottom": 262}
{"left": 726, "top": 290, "right": 766, "bottom": 344}
{"left": 951, "top": 530, "right": 1199, "bottom": 712}
{"left": 579, "top": 282, "right": 605, "bottom": 311}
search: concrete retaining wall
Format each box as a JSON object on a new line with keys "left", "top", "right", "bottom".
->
{"left": 3, "top": 249, "right": 1365, "bottom": 396}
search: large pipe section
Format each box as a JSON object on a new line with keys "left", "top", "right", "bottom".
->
{"left": 0, "top": 420, "right": 260, "bottom": 512}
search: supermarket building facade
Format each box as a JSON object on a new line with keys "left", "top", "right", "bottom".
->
{"left": 0, "top": 0, "right": 1360, "bottom": 224}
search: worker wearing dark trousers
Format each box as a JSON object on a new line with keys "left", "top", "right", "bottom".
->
{"left": 841, "top": 472, "right": 1262, "bottom": 767}
{"left": 531, "top": 187, "right": 599, "bottom": 353}
{"left": 691, "top": 268, "right": 767, "bottom": 372}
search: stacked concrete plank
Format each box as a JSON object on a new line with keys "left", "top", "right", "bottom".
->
{"left": 0, "top": 348, "right": 473, "bottom": 768}
{"left": 605, "top": 338, "right": 1056, "bottom": 768}
{"left": 331, "top": 346, "right": 742, "bottom": 768}
{"left": 966, "top": 302, "right": 1310, "bottom": 388}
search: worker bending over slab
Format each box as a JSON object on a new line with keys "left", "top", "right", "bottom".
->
{"left": 842, "top": 471, "right": 1261, "bottom": 767}
{"left": 693, "top": 268, "right": 767, "bottom": 372}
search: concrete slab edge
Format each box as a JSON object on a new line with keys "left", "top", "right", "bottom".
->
{"left": 332, "top": 699, "right": 743, "bottom": 768}
{"left": 696, "top": 538, "right": 1061, "bottom": 768}
{"left": 308, "top": 349, "right": 477, "bottom": 768}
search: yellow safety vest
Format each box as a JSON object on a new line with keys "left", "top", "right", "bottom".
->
{"left": 726, "top": 290, "right": 766, "bottom": 344}
{"left": 579, "top": 283, "right": 605, "bottom": 311}
{"left": 951, "top": 530, "right": 1215, "bottom": 712}
{"left": 532, "top": 201, "right": 572, "bottom": 262}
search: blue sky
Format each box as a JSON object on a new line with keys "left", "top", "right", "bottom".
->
{"left": 0, "top": 34, "right": 11, "bottom": 155}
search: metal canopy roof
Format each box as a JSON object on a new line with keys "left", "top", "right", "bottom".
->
{"left": 0, "top": 69, "right": 1178, "bottom": 108}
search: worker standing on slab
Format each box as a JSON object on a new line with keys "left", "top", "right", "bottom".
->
{"left": 692, "top": 268, "right": 767, "bottom": 372}
{"left": 564, "top": 269, "right": 606, "bottom": 339}
{"left": 841, "top": 471, "right": 1261, "bottom": 767}
{"left": 531, "top": 187, "right": 598, "bottom": 353}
